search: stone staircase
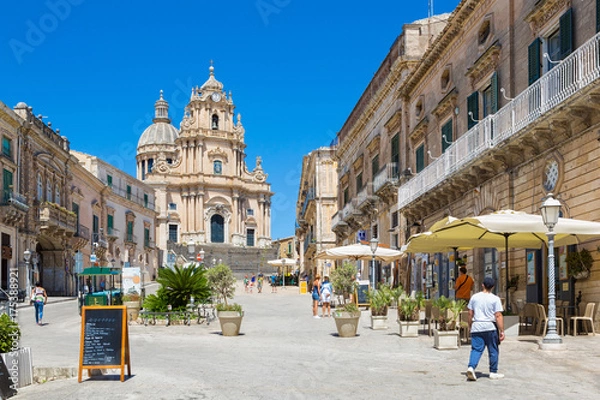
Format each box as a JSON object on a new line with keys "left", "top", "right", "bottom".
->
{"left": 166, "top": 243, "right": 280, "bottom": 278}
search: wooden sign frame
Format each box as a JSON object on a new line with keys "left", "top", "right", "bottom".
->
{"left": 354, "top": 280, "right": 370, "bottom": 308}
{"left": 78, "top": 305, "right": 131, "bottom": 382}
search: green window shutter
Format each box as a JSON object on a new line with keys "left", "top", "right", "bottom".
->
{"left": 3, "top": 169, "right": 13, "bottom": 203}
{"left": 107, "top": 214, "right": 113, "bottom": 230}
{"left": 559, "top": 8, "right": 573, "bottom": 59}
{"left": 107, "top": 175, "right": 112, "bottom": 187}
{"left": 528, "top": 38, "right": 541, "bottom": 85}
{"left": 415, "top": 145, "right": 425, "bottom": 173}
{"left": 467, "top": 92, "right": 479, "bottom": 130}
{"left": 490, "top": 71, "right": 499, "bottom": 114}
{"left": 371, "top": 155, "right": 379, "bottom": 180}
{"left": 391, "top": 134, "right": 399, "bottom": 164}
{"left": 442, "top": 120, "right": 453, "bottom": 153}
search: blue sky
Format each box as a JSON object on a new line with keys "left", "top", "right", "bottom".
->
{"left": 1, "top": 0, "right": 459, "bottom": 241}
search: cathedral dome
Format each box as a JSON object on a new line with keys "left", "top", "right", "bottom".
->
{"left": 137, "top": 91, "right": 179, "bottom": 149}
{"left": 200, "top": 64, "right": 224, "bottom": 92}
{"left": 138, "top": 122, "right": 179, "bottom": 148}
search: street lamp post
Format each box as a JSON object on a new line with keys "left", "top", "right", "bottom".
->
{"left": 540, "top": 193, "right": 562, "bottom": 345}
{"left": 370, "top": 237, "right": 378, "bottom": 290}
{"left": 199, "top": 249, "right": 205, "bottom": 268}
{"left": 24, "top": 249, "right": 32, "bottom": 298}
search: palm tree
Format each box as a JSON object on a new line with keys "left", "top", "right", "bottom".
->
{"left": 151, "top": 264, "right": 211, "bottom": 310}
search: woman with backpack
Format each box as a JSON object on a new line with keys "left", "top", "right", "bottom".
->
{"left": 31, "top": 282, "right": 48, "bottom": 325}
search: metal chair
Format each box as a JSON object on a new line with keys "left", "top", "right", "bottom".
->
{"left": 570, "top": 303, "right": 596, "bottom": 336}
{"left": 519, "top": 303, "right": 538, "bottom": 335}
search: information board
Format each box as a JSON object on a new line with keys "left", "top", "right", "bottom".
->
{"left": 78, "top": 306, "right": 131, "bottom": 382}
{"left": 355, "top": 280, "right": 370, "bottom": 307}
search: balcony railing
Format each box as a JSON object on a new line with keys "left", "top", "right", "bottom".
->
{"left": 300, "top": 187, "right": 315, "bottom": 217}
{"left": 399, "top": 32, "right": 600, "bottom": 210}
{"left": 75, "top": 224, "right": 90, "bottom": 241}
{"left": 331, "top": 211, "right": 342, "bottom": 229}
{"left": 373, "top": 163, "right": 399, "bottom": 194}
{"left": 125, "top": 233, "right": 137, "bottom": 244}
{"left": 107, "top": 226, "right": 120, "bottom": 239}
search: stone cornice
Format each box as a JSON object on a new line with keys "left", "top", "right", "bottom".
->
{"left": 207, "top": 147, "right": 228, "bottom": 162}
{"left": 384, "top": 110, "right": 402, "bottom": 133}
{"left": 466, "top": 42, "right": 501, "bottom": 88}
{"left": 525, "top": 0, "right": 571, "bottom": 35}
{"left": 432, "top": 88, "right": 458, "bottom": 120}
{"left": 367, "top": 135, "right": 381, "bottom": 154}
{"left": 409, "top": 117, "right": 429, "bottom": 145}
{"left": 352, "top": 154, "right": 364, "bottom": 171}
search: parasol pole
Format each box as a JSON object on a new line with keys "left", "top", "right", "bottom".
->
{"left": 504, "top": 233, "right": 510, "bottom": 312}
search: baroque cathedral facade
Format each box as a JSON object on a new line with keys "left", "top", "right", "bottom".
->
{"left": 136, "top": 66, "right": 272, "bottom": 266}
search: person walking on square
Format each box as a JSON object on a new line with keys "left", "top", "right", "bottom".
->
{"left": 455, "top": 264, "right": 474, "bottom": 304}
{"left": 257, "top": 274, "right": 264, "bottom": 293}
{"left": 31, "top": 282, "right": 48, "bottom": 326}
{"left": 466, "top": 277, "right": 505, "bottom": 381}
{"left": 250, "top": 273, "right": 256, "bottom": 293}
{"left": 244, "top": 275, "right": 249, "bottom": 293}
{"left": 320, "top": 276, "right": 333, "bottom": 317}
{"left": 312, "top": 275, "right": 321, "bottom": 318}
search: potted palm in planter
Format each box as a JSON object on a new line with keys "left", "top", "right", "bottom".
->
{"left": 207, "top": 263, "right": 243, "bottom": 336}
{"left": 331, "top": 262, "right": 360, "bottom": 337}
{"left": 432, "top": 296, "right": 466, "bottom": 350}
{"left": 397, "top": 296, "right": 421, "bottom": 337}
{"left": 368, "top": 285, "right": 393, "bottom": 330}
{"left": 121, "top": 291, "right": 141, "bottom": 322}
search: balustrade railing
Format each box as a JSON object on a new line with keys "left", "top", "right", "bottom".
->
{"left": 373, "top": 163, "right": 399, "bottom": 193}
{"left": 399, "top": 32, "right": 600, "bottom": 209}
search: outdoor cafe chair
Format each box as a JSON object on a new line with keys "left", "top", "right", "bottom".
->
{"left": 519, "top": 303, "right": 538, "bottom": 335}
{"left": 536, "top": 304, "right": 564, "bottom": 336}
{"left": 570, "top": 303, "right": 596, "bottom": 336}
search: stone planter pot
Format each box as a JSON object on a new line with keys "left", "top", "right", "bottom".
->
{"left": 123, "top": 301, "right": 141, "bottom": 322}
{"left": 370, "top": 314, "right": 389, "bottom": 330}
{"left": 504, "top": 315, "right": 520, "bottom": 337}
{"left": 398, "top": 320, "right": 420, "bottom": 337}
{"left": 217, "top": 311, "right": 244, "bottom": 336}
{"left": 333, "top": 311, "right": 360, "bottom": 337}
{"left": 433, "top": 329, "right": 459, "bottom": 350}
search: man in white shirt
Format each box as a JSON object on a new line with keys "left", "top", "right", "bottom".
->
{"left": 466, "top": 277, "right": 504, "bottom": 381}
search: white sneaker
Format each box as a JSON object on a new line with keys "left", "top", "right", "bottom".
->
{"left": 466, "top": 367, "right": 477, "bottom": 381}
{"left": 489, "top": 372, "right": 504, "bottom": 380}
{"left": 313, "top": 316, "right": 321, "bottom": 319}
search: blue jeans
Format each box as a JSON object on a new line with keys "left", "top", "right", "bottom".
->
{"left": 34, "top": 301, "right": 44, "bottom": 324}
{"left": 468, "top": 330, "right": 499, "bottom": 373}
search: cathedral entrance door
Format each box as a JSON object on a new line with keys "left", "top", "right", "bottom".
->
{"left": 211, "top": 215, "right": 225, "bottom": 243}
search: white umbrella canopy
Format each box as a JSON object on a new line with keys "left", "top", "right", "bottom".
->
{"left": 315, "top": 243, "right": 403, "bottom": 263}
{"left": 267, "top": 258, "right": 297, "bottom": 267}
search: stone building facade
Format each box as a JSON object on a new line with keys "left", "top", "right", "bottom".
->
{"left": 137, "top": 66, "right": 273, "bottom": 268}
{"left": 295, "top": 147, "right": 338, "bottom": 277}
{"left": 335, "top": 0, "right": 600, "bottom": 326}
{"left": 332, "top": 14, "right": 450, "bottom": 285}
{"left": 72, "top": 151, "right": 159, "bottom": 283}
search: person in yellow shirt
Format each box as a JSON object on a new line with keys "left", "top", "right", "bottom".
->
{"left": 455, "top": 266, "right": 474, "bottom": 303}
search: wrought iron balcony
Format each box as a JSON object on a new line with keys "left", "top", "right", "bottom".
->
{"left": 125, "top": 233, "right": 137, "bottom": 244}
{"left": 373, "top": 163, "right": 399, "bottom": 194}
{"left": 0, "top": 191, "right": 29, "bottom": 226}
{"left": 398, "top": 32, "right": 600, "bottom": 210}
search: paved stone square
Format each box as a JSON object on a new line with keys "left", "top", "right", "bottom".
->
{"left": 13, "top": 283, "right": 600, "bottom": 399}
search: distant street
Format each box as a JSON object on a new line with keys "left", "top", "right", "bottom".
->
{"left": 13, "top": 283, "right": 600, "bottom": 399}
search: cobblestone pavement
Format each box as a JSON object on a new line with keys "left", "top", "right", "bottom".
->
{"left": 13, "top": 283, "right": 600, "bottom": 399}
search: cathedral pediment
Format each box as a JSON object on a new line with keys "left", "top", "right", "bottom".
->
{"left": 207, "top": 147, "right": 228, "bottom": 162}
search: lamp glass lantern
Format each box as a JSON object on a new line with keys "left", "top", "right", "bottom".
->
{"left": 370, "top": 237, "right": 378, "bottom": 289}
{"left": 540, "top": 193, "right": 561, "bottom": 229}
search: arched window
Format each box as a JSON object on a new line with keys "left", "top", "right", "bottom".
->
{"left": 37, "top": 174, "right": 43, "bottom": 201}
{"left": 147, "top": 158, "right": 154, "bottom": 173}
{"left": 55, "top": 184, "right": 61, "bottom": 205}
{"left": 211, "top": 214, "right": 225, "bottom": 243}
{"left": 211, "top": 114, "right": 219, "bottom": 130}
{"left": 213, "top": 160, "right": 222, "bottom": 175}
{"left": 46, "top": 179, "right": 52, "bottom": 202}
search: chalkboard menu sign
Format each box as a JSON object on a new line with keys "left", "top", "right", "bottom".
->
{"left": 0, "top": 357, "right": 17, "bottom": 398}
{"left": 355, "top": 280, "right": 370, "bottom": 307}
{"left": 78, "top": 306, "right": 131, "bottom": 382}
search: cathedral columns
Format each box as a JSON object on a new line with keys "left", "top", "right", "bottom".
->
{"left": 197, "top": 142, "right": 203, "bottom": 173}
{"left": 232, "top": 195, "right": 239, "bottom": 235}
{"left": 181, "top": 144, "right": 188, "bottom": 174}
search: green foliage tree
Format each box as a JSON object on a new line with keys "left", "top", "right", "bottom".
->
{"left": 330, "top": 262, "right": 358, "bottom": 304}
{"left": 143, "top": 264, "right": 211, "bottom": 311}
{"left": 206, "top": 263, "right": 237, "bottom": 307}
{"left": 0, "top": 314, "right": 20, "bottom": 353}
